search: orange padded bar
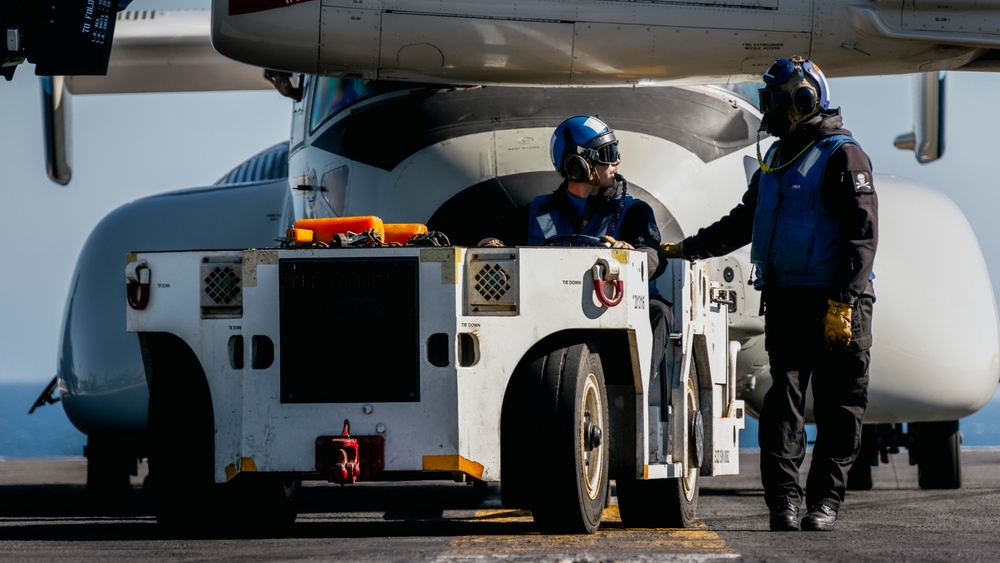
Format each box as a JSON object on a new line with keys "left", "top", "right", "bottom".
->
{"left": 384, "top": 223, "right": 428, "bottom": 245}
{"left": 285, "top": 227, "right": 314, "bottom": 245}
{"left": 294, "top": 216, "right": 385, "bottom": 243}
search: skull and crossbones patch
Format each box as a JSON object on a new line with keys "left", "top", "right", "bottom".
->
{"left": 851, "top": 171, "right": 873, "bottom": 193}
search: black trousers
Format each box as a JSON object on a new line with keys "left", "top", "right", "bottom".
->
{"left": 758, "top": 287, "right": 872, "bottom": 512}
{"left": 649, "top": 297, "right": 674, "bottom": 378}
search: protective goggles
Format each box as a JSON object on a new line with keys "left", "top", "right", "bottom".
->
{"left": 758, "top": 57, "right": 801, "bottom": 114}
{"left": 757, "top": 86, "right": 790, "bottom": 114}
{"left": 584, "top": 141, "right": 620, "bottom": 165}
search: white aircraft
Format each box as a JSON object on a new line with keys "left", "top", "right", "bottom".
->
{"left": 27, "top": 1, "right": 1000, "bottom": 496}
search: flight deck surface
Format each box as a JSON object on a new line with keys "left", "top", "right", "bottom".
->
{"left": 0, "top": 451, "right": 997, "bottom": 561}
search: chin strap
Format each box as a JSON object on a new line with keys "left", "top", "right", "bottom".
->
{"left": 589, "top": 161, "right": 602, "bottom": 187}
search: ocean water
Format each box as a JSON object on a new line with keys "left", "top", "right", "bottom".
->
{"left": 739, "top": 384, "right": 1000, "bottom": 449}
{"left": 1, "top": 382, "right": 998, "bottom": 458}
{"left": 0, "top": 383, "right": 87, "bottom": 459}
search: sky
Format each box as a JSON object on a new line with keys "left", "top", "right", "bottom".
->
{"left": 1, "top": 4, "right": 999, "bottom": 415}
{"left": 0, "top": 66, "right": 292, "bottom": 386}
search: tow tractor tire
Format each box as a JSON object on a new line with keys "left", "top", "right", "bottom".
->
{"left": 146, "top": 333, "right": 300, "bottom": 535}
{"left": 617, "top": 365, "right": 700, "bottom": 528}
{"left": 147, "top": 339, "right": 219, "bottom": 533}
{"left": 529, "top": 340, "right": 610, "bottom": 534}
{"left": 225, "top": 475, "right": 300, "bottom": 530}
{"left": 912, "top": 420, "right": 962, "bottom": 490}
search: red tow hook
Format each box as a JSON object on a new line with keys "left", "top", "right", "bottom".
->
{"left": 316, "top": 419, "right": 360, "bottom": 484}
{"left": 592, "top": 258, "right": 624, "bottom": 307}
{"left": 126, "top": 260, "right": 150, "bottom": 310}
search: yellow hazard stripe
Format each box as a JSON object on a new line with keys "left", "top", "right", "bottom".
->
{"left": 445, "top": 507, "right": 736, "bottom": 557}
{"left": 422, "top": 454, "right": 485, "bottom": 480}
{"left": 224, "top": 457, "right": 257, "bottom": 481}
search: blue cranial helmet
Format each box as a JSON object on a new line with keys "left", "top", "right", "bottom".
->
{"left": 550, "top": 116, "right": 619, "bottom": 173}
{"left": 758, "top": 57, "right": 830, "bottom": 125}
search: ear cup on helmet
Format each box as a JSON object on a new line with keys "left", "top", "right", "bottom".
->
{"left": 792, "top": 83, "right": 818, "bottom": 116}
{"left": 564, "top": 154, "right": 592, "bottom": 184}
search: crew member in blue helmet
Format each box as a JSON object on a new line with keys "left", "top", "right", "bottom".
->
{"left": 543, "top": 115, "right": 673, "bottom": 379}
{"left": 484, "top": 115, "right": 672, "bottom": 379}
{"left": 661, "top": 57, "right": 878, "bottom": 532}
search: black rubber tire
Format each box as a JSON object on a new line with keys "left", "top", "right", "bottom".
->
{"left": 146, "top": 334, "right": 300, "bottom": 534}
{"left": 912, "top": 420, "right": 962, "bottom": 489}
{"left": 617, "top": 365, "right": 699, "bottom": 528}
{"left": 146, "top": 338, "right": 218, "bottom": 533}
{"left": 500, "top": 367, "right": 536, "bottom": 509}
{"left": 225, "top": 475, "right": 300, "bottom": 530}
{"left": 529, "top": 341, "right": 610, "bottom": 534}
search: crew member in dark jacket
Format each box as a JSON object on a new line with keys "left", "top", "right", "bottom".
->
{"left": 485, "top": 115, "right": 673, "bottom": 377}
{"left": 661, "top": 57, "right": 878, "bottom": 532}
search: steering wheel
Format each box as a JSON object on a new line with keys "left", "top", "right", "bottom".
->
{"left": 541, "top": 234, "right": 609, "bottom": 247}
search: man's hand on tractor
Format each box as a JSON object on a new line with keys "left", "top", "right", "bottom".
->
{"left": 660, "top": 241, "right": 685, "bottom": 258}
{"left": 477, "top": 237, "right": 506, "bottom": 247}
{"left": 823, "top": 299, "right": 853, "bottom": 349}
{"left": 602, "top": 236, "right": 634, "bottom": 250}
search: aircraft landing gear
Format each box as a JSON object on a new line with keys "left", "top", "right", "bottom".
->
{"left": 85, "top": 433, "right": 141, "bottom": 498}
{"left": 911, "top": 420, "right": 962, "bottom": 489}
{"left": 846, "top": 422, "right": 962, "bottom": 491}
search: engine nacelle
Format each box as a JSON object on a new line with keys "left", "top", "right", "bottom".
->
{"left": 211, "top": 0, "right": 997, "bottom": 86}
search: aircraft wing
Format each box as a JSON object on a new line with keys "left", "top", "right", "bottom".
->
{"left": 65, "top": 8, "right": 270, "bottom": 95}
{"left": 41, "top": 8, "right": 274, "bottom": 185}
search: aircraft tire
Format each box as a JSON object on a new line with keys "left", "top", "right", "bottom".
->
{"left": 529, "top": 340, "right": 609, "bottom": 534}
{"left": 912, "top": 420, "right": 962, "bottom": 489}
{"left": 85, "top": 433, "right": 138, "bottom": 499}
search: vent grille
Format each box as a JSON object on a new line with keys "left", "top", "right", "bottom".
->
{"left": 204, "top": 266, "right": 242, "bottom": 304}
{"left": 200, "top": 261, "right": 243, "bottom": 318}
{"left": 474, "top": 264, "right": 510, "bottom": 302}
{"left": 466, "top": 252, "right": 518, "bottom": 316}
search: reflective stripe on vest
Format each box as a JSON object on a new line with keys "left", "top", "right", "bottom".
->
{"left": 535, "top": 212, "right": 558, "bottom": 240}
{"left": 528, "top": 193, "right": 636, "bottom": 245}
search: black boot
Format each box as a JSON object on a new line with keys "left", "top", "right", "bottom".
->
{"left": 801, "top": 504, "right": 838, "bottom": 531}
{"left": 769, "top": 501, "right": 800, "bottom": 531}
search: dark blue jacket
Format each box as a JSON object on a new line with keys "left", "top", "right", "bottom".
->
{"left": 529, "top": 188, "right": 638, "bottom": 243}
{"left": 528, "top": 180, "right": 668, "bottom": 285}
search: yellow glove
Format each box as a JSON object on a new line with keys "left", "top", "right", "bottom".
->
{"left": 823, "top": 299, "right": 853, "bottom": 349}
{"left": 660, "top": 241, "right": 685, "bottom": 258}
{"left": 602, "top": 236, "right": 634, "bottom": 250}
{"left": 477, "top": 237, "right": 505, "bottom": 247}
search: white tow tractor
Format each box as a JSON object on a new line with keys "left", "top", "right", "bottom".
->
{"left": 125, "top": 221, "right": 743, "bottom": 534}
